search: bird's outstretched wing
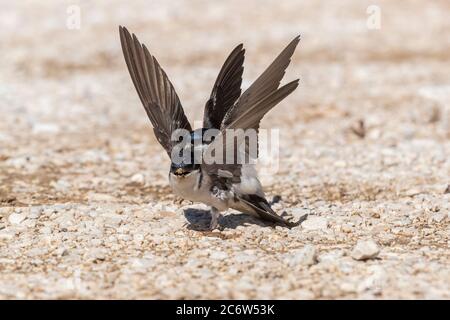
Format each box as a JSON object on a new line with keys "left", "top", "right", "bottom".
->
{"left": 202, "top": 36, "right": 300, "bottom": 183}
{"left": 221, "top": 35, "right": 300, "bottom": 131}
{"left": 119, "top": 26, "right": 192, "bottom": 157}
{"left": 203, "top": 44, "right": 245, "bottom": 129}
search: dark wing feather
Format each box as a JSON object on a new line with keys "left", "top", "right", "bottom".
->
{"left": 222, "top": 35, "right": 300, "bottom": 130}
{"left": 201, "top": 80, "right": 299, "bottom": 183}
{"left": 119, "top": 26, "right": 192, "bottom": 157}
{"left": 203, "top": 44, "right": 245, "bottom": 129}
{"left": 238, "top": 194, "right": 298, "bottom": 227}
{"left": 225, "top": 79, "right": 299, "bottom": 130}
{"left": 201, "top": 36, "right": 300, "bottom": 184}
{"left": 202, "top": 79, "right": 299, "bottom": 187}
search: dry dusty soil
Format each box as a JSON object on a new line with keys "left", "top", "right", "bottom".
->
{"left": 0, "top": 0, "right": 449, "bottom": 299}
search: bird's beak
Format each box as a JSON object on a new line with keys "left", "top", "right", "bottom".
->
{"left": 173, "top": 167, "right": 190, "bottom": 176}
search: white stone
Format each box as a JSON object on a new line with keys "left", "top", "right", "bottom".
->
{"left": 285, "top": 245, "right": 317, "bottom": 267}
{"left": 28, "top": 207, "right": 42, "bottom": 219}
{"left": 290, "top": 208, "right": 310, "bottom": 222}
{"left": 131, "top": 173, "right": 145, "bottom": 184}
{"left": 301, "top": 216, "right": 328, "bottom": 231}
{"left": 351, "top": 240, "right": 380, "bottom": 261}
{"left": 8, "top": 213, "right": 26, "bottom": 225}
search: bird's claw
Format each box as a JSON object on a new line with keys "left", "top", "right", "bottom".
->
{"left": 209, "top": 218, "right": 219, "bottom": 231}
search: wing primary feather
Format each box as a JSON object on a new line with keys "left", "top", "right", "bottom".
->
{"left": 119, "top": 26, "right": 192, "bottom": 156}
{"left": 201, "top": 36, "right": 300, "bottom": 185}
{"left": 120, "top": 27, "right": 146, "bottom": 107}
{"left": 203, "top": 43, "right": 245, "bottom": 129}
{"left": 227, "top": 79, "right": 299, "bottom": 130}
{"left": 222, "top": 35, "right": 300, "bottom": 129}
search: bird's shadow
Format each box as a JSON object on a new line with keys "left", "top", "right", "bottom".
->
{"left": 183, "top": 207, "right": 291, "bottom": 231}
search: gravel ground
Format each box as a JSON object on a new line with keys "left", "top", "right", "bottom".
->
{"left": 0, "top": 0, "right": 449, "bottom": 299}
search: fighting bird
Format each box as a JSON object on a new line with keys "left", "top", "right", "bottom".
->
{"left": 119, "top": 26, "right": 300, "bottom": 230}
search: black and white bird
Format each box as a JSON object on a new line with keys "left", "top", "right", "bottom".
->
{"left": 119, "top": 26, "right": 300, "bottom": 230}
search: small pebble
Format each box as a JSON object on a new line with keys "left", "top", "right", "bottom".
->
{"left": 351, "top": 240, "right": 380, "bottom": 261}
{"left": 8, "top": 213, "right": 26, "bottom": 225}
{"left": 131, "top": 173, "right": 145, "bottom": 184}
{"left": 301, "top": 216, "right": 328, "bottom": 231}
{"left": 285, "top": 245, "right": 318, "bottom": 267}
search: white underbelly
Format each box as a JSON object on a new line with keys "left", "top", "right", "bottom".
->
{"left": 169, "top": 170, "right": 229, "bottom": 211}
{"left": 233, "top": 164, "right": 264, "bottom": 197}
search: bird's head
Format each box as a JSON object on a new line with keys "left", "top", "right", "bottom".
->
{"left": 169, "top": 129, "right": 206, "bottom": 177}
{"left": 170, "top": 161, "right": 200, "bottom": 177}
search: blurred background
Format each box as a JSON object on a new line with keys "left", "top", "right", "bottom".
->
{"left": 1, "top": 0, "right": 449, "bottom": 200}
{"left": 0, "top": 0, "right": 449, "bottom": 299}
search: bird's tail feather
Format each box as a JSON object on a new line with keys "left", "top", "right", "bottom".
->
{"left": 238, "top": 194, "right": 299, "bottom": 227}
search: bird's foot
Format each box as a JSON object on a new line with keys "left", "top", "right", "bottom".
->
{"left": 209, "top": 216, "right": 219, "bottom": 231}
{"left": 209, "top": 207, "right": 221, "bottom": 231}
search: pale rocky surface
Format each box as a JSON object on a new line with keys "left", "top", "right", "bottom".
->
{"left": 0, "top": 0, "right": 449, "bottom": 299}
